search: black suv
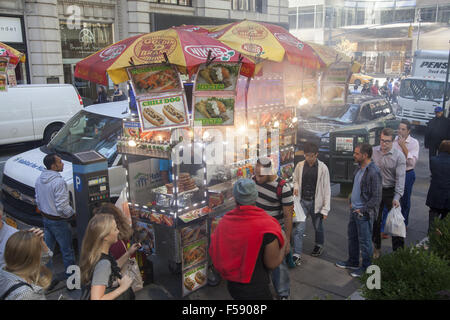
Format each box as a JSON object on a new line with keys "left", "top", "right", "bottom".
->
{"left": 296, "top": 94, "right": 396, "bottom": 166}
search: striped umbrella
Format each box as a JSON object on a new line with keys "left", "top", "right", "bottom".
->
{"left": 0, "top": 42, "right": 26, "bottom": 66}
{"left": 74, "top": 27, "right": 255, "bottom": 85}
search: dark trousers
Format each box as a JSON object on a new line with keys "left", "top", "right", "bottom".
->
{"left": 428, "top": 208, "right": 449, "bottom": 235}
{"left": 429, "top": 147, "right": 438, "bottom": 169}
{"left": 400, "top": 170, "right": 416, "bottom": 226}
{"left": 373, "top": 187, "right": 405, "bottom": 251}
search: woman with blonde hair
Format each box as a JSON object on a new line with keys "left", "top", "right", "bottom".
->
{"left": 80, "top": 214, "right": 139, "bottom": 300}
{"left": 0, "top": 228, "right": 53, "bottom": 300}
{"left": 92, "top": 203, "right": 134, "bottom": 261}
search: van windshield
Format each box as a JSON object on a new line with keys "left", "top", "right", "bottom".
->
{"left": 400, "top": 79, "right": 450, "bottom": 102}
{"left": 47, "top": 110, "right": 122, "bottom": 163}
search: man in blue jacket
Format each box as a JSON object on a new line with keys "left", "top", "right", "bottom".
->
{"left": 35, "top": 153, "right": 76, "bottom": 288}
{"left": 336, "top": 143, "right": 382, "bottom": 278}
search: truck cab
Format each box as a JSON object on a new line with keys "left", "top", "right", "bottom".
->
{"left": 397, "top": 50, "right": 450, "bottom": 126}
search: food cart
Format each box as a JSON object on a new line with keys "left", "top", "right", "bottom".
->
{"left": 116, "top": 56, "right": 306, "bottom": 297}
{"left": 74, "top": 22, "right": 329, "bottom": 297}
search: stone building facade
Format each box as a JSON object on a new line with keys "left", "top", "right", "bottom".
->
{"left": 0, "top": 0, "right": 288, "bottom": 99}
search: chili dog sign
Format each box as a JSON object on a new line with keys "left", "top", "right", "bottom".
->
{"left": 137, "top": 93, "right": 189, "bottom": 131}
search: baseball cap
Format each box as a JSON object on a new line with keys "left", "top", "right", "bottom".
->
{"left": 233, "top": 178, "right": 258, "bottom": 206}
{"left": 435, "top": 106, "right": 444, "bottom": 113}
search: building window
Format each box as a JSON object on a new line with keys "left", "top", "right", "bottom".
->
{"left": 356, "top": 9, "right": 365, "bottom": 25}
{"left": 316, "top": 5, "right": 323, "bottom": 28}
{"left": 151, "top": 0, "right": 192, "bottom": 6}
{"left": 394, "top": 9, "right": 415, "bottom": 23}
{"left": 289, "top": 8, "right": 297, "bottom": 29}
{"left": 232, "top": 0, "right": 265, "bottom": 12}
{"left": 380, "top": 10, "right": 394, "bottom": 24}
{"left": 420, "top": 7, "right": 437, "bottom": 22}
{"left": 438, "top": 5, "right": 450, "bottom": 24}
{"left": 298, "top": 6, "right": 315, "bottom": 29}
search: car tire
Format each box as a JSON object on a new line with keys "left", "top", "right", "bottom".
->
{"left": 355, "top": 79, "right": 361, "bottom": 86}
{"left": 43, "top": 123, "right": 63, "bottom": 144}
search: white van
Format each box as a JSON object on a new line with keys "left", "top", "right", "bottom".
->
{"left": 1, "top": 100, "right": 129, "bottom": 229}
{"left": 0, "top": 84, "right": 84, "bottom": 145}
{"left": 397, "top": 50, "right": 450, "bottom": 126}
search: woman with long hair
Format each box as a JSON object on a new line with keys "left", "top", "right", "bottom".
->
{"left": 0, "top": 229, "right": 52, "bottom": 300}
{"left": 79, "top": 214, "right": 138, "bottom": 300}
{"left": 92, "top": 203, "right": 134, "bottom": 261}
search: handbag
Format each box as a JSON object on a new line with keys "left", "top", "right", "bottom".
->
{"left": 121, "top": 241, "right": 144, "bottom": 292}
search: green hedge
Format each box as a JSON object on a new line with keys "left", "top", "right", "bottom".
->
{"left": 360, "top": 247, "right": 450, "bottom": 300}
{"left": 428, "top": 216, "right": 450, "bottom": 262}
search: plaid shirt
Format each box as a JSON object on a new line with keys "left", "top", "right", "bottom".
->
{"left": 352, "top": 161, "right": 383, "bottom": 219}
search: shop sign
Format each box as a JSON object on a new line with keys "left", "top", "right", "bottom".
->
{"left": 0, "top": 17, "right": 22, "bottom": 43}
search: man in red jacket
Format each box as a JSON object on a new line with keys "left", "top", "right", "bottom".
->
{"left": 209, "top": 179, "right": 287, "bottom": 300}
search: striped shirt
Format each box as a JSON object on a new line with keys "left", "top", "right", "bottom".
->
{"left": 255, "top": 177, "right": 294, "bottom": 220}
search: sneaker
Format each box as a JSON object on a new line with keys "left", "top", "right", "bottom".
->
{"left": 279, "top": 296, "right": 290, "bottom": 300}
{"left": 292, "top": 254, "right": 302, "bottom": 266}
{"left": 311, "top": 245, "right": 324, "bottom": 257}
{"left": 373, "top": 248, "right": 381, "bottom": 259}
{"left": 350, "top": 268, "right": 365, "bottom": 278}
{"left": 335, "top": 261, "right": 359, "bottom": 270}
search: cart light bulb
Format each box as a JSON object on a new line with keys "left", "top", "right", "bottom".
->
{"left": 292, "top": 117, "right": 298, "bottom": 123}
{"left": 128, "top": 140, "right": 137, "bottom": 147}
{"left": 203, "top": 131, "right": 210, "bottom": 139}
{"left": 239, "top": 126, "right": 247, "bottom": 133}
{"left": 274, "top": 121, "right": 280, "bottom": 128}
{"left": 189, "top": 130, "right": 194, "bottom": 137}
{"left": 249, "top": 120, "right": 255, "bottom": 126}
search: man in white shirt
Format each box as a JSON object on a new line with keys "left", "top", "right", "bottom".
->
{"left": 393, "top": 120, "right": 419, "bottom": 227}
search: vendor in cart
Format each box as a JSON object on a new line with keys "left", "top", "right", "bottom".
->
{"left": 160, "top": 159, "right": 172, "bottom": 184}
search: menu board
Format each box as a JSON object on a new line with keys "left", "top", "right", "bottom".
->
{"left": 195, "top": 63, "right": 241, "bottom": 91}
{"left": 182, "top": 263, "right": 207, "bottom": 296}
{"left": 138, "top": 93, "right": 189, "bottom": 131}
{"left": 0, "top": 73, "right": 7, "bottom": 92}
{"left": 127, "top": 64, "right": 182, "bottom": 97}
{"left": 193, "top": 96, "right": 235, "bottom": 126}
{"left": 182, "top": 238, "right": 207, "bottom": 270}
{"left": 0, "top": 57, "right": 8, "bottom": 73}
{"left": 6, "top": 68, "right": 16, "bottom": 87}
{"left": 321, "top": 62, "right": 350, "bottom": 106}
{"left": 180, "top": 219, "right": 207, "bottom": 247}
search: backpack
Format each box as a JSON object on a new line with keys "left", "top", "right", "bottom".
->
{"left": 275, "top": 177, "right": 287, "bottom": 203}
{"left": 0, "top": 281, "right": 33, "bottom": 300}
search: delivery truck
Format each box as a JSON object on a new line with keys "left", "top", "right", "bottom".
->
{"left": 396, "top": 50, "right": 450, "bottom": 126}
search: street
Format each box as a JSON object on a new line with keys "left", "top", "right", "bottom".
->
{"left": 0, "top": 127, "right": 431, "bottom": 300}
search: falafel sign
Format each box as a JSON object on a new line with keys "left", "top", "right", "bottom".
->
{"left": 195, "top": 62, "right": 241, "bottom": 91}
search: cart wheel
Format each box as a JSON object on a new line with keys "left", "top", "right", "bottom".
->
{"left": 207, "top": 265, "right": 221, "bottom": 287}
{"left": 168, "top": 261, "right": 181, "bottom": 275}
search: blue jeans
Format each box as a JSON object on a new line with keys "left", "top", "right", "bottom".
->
{"left": 292, "top": 221, "right": 306, "bottom": 255}
{"left": 302, "top": 199, "right": 324, "bottom": 246}
{"left": 271, "top": 221, "right": 290, "bottom": 297}
{"left": 347, "top": 210, "right": 373, "bottom": 270}
{"left": 43, "top": 218, "right": 76, "bottom": 279}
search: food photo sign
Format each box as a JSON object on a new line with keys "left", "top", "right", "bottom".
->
{"left": 182, "top": 263, "right": 207, "bottom": 297}
{"left": 138, "top": 94, "right": 189, "bottom": 130}
{"left": 127, "top": 63, "right": 190, "bottom": 131}
{"left": 193, "top": 62, "right": 240, "bottom": 127}
{"left": 321, "top": 62, "right": 351, "bottom": 106}
{"left": 195, "top": 62, "right": 241, "bottom": 91}
{"left": 194, "top": 96, "right": 235, "bottom": 126}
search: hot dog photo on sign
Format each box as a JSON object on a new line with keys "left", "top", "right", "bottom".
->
{"left": 138, "top": 94, "right": 189, "bottom": 130}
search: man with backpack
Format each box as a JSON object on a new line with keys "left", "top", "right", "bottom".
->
{"left": 292, "top": 142, "right": 331, "bottom": 261}
{"left": 254, "top": 157, "right": 293, "bottom": 300}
